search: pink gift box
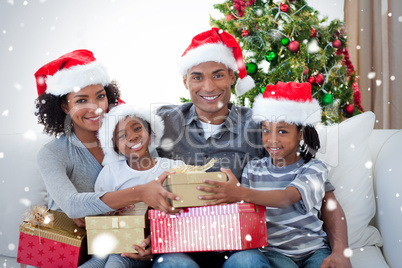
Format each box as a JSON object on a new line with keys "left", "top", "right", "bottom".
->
{"left": 149, "top": 203, "right": 267, "bottom": 253}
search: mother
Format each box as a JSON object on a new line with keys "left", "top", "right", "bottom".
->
{"left": 34, "top": 49, "right": 178, "bottom": 266}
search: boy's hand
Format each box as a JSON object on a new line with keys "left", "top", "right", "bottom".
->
{"left": 121, "top": 235, "right": 153, "bottom": 261}
{"left": 139, "top": 171, "right": 182, "bottom": 214}
{"left": 197, "top": 168, "right": 244, "bottom": 205}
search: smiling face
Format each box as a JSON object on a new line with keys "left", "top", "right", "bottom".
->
{"left": 183, "top": 61, "right": 236, "bottom": 124}
{"left": 114, "top": 116, "right": 151, "bottom": 161}
{"left": 261, "top": 121, "right": 303, "bottom": 166}
{"left": 61, "top": 84, "right": 108, "bottom": 135}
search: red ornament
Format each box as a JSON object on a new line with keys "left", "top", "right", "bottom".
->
{"left": 234, "top": 0, "right": 246, "bottom": 17}
{"left": 288, "top": 40, "right": 300, "bottom": 52}
{"left": 302, "top": 66, "right": 309, "bottom": 75}
{"left": 315, "top": 73, "right": 324, "bottom": 85}
{"left": 307, "top": 76, "right": 315, "bottom": 84}
{"left": 344, "top": 104, "right": 354, "bottom": 115}
{"left": 280, "top": 3, "right": 289, "bottom": 12}
{"left": 310, "top": 27, "right": 317, "bottom": 37}
{"left": 226, "top": 14, "right": 235, "bottom": 21}
{"left": 332, "top": 39, "right": 341, "bottom": 48}
{"left": 245, "top": 0, "right": 255, "bottom": 7}
{"left": 241, "top": 30, "right": 250, "bottom": 37}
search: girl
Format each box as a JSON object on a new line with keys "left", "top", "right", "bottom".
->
{"left": 96, "top": 103, "right": 185, "bottom": 192}
{"left": 200, "top": 82, "right": 331, "bottom": 268}
{"left": 34, "top": 50, "right": 180, "bottom": 267}
{"left": 91, "top": 104, "right": 185, "bottom": 267}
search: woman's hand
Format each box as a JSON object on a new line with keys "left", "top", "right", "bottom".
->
{"left": 72, "top": 217, "right": 86, "bottom": 227}
{"left": 139, "top": 171, "right": 182, "bottom": 214}
{"left": 121, "top": 235, "right": 153, "bottom": 261}
{"left": 197, "top": 168, "right": 245, "bottom": 205}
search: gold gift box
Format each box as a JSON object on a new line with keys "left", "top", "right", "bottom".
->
{"left": 85, "top": 202, "right": 148, "bottom": 254}
{"left": 17, "top": 209, "right": 88, "bottom": 268}
{"left": 163, "top": 172, "right": 227, "bottom": 208}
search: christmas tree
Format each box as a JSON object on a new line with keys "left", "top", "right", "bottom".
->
{"left": 209, "top": 0, "right": 364, "bottom": 124}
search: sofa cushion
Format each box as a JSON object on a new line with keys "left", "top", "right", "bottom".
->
{"left": 0, "top": 132, "right": 50, "bottom": 258}
{"left": 350, "top": 245, "right": 389, "bottom": 268}
{"left": 374, "top": 130, "right": 402, "bottom": 268}
{"left": 316, "top": 111, "right": 383, "bottom": 249}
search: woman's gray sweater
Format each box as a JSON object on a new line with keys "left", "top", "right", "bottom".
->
{"left": 37, "top": 133, "right": 113, "bottom": 218}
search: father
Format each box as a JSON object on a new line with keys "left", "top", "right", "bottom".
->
{"left": 156, "top": 28, "right": 352, "bottom": 268}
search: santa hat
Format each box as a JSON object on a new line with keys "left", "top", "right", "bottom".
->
{"left": 178, "top": 27, "right": 255, "bottom": 96}
{"left": 34, "top": 49, "right": 111, "bottom": 96}
{"left": 252, "top": 82, "right": 322, "bottom": 126}
{"left": 98, "top": 103, "right": 165, "bottom": 165}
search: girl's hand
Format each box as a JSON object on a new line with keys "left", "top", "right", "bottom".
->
{"left": 139, "top": 171, "right": 182, "bottom": 214}
{"left": 121, "top": 235, "right": 153, "bottom": 261}
{"left": 72, "top": 217, "right": 86, "bottom": 227}
{"left": 197, "top": 168, "right": 244, "bottom": 205}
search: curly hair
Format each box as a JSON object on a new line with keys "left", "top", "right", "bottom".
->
{"left": 34, "top": 80, "right": 121, "bottom": 137}
{"left": 297, "top": 125, "right": 321, "bottom": 163}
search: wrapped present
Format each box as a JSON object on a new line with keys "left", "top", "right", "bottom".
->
{"left": 164, "top": 172, "right": 227, "bottom": 208}
{"left": 85, "top": 202, "right": 148, "bottom": 255}
{"left": 17, "top": 206, "right": 88, "bottom": 268}
{"left": 166, "top": 159, "right": 227, "bottom": 208}
{"left": 149, "top": 202, "right": 267, "bottom": 253}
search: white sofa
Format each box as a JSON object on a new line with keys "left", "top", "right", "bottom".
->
{"left": 0, "top": 111, "right": 401, "bottom": 267}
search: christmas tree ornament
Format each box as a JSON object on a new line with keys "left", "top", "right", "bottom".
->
{"left": 260, "top": 87, "right": 266, "bottom": 93}
{"left": 310, "top": 27, "right": 317, "bottom": 37}
{"left": 210, "top": 0, "right": 365, "bottom": 124}
{"left": 280, "top": 3, "right": 289, "bottom": 12}
{"left": 255, "top": 9, "right": 263, "bottom": 16}
{"left": 245, "top": 0, "right": 256, "bottom": 7}
{"left": 307, "top": 39, "right": 319, "bottom": 53}
{"left": 320, "top": 93, "right": 334, "bottom": 105}
{"left": 234, "top": 0, "right": 246, "bottom": 17}
{"left": 246, "top": 62, "right": 258, "bottom": 75}
{"left": 332, "top": 39, "right": 341, "bottom": 48}
{"left": 226, "top": 14, "right": 235, "bottom": 21}
{"left": 303, "top": 66, "right": 309, "bottom": 75}
{"left": 288, "top": 40, "right": 300, "bottom": 53}
{"left": 281, "top": 37, "right": 290, "bottom": 46}
{"left": 241, "top": 29, "right": 250, "bottom": 37}
{"left": 265, "top": 51, "right": 278, "bottom": 62}
{"left": 343, "top": 104, "right": 354, "bottom": 115}
{"left": 315, "top": 73, "right": 324, "bottom": 85}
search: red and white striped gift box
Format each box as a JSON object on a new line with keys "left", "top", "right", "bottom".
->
{"left": 149, "top": 203, "right": 267, "bottom": 253}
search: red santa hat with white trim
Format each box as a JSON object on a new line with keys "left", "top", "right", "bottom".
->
{"left": 252, "top": 82, "right": 322, "bottom": 126}
{"left": 98, "top": 103, "right": 165, "bottom": 165}
{"left": 34, "top": 49, "right": 111, "bottom": 96}
{"left": 178, "top": 27, "right": 255, "bottom": 96}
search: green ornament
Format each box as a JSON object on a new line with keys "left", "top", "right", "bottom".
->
{"left": 320, "top": 93, "right": 334, "bottom": 105}
{"left": 260, "top": 87, "right": 266, "bottom": 94}
{"left": 281, "top": 38, "right": 290, "bottom": 46}
{"left": 264, "top": 51, "right": 277, "bottom": 62}
{"left": 246, "top": 62, "right": 258, "bottom": 75}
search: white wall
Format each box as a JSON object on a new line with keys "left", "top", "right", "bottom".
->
{"left": 0, "top": 0, "right": 343, "bottom": 137}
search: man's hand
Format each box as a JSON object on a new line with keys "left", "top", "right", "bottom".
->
{"left": 320, "top": 251, "right": 352, "bottom": 268}
{"left": 138, "top": 171, "right": 182, "bottom": 214}
{"left": 121, "top": 235, "right": 153, "bottom": 261}
{"left": 196, "top": 168, "right": 244, "bottom": 205}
